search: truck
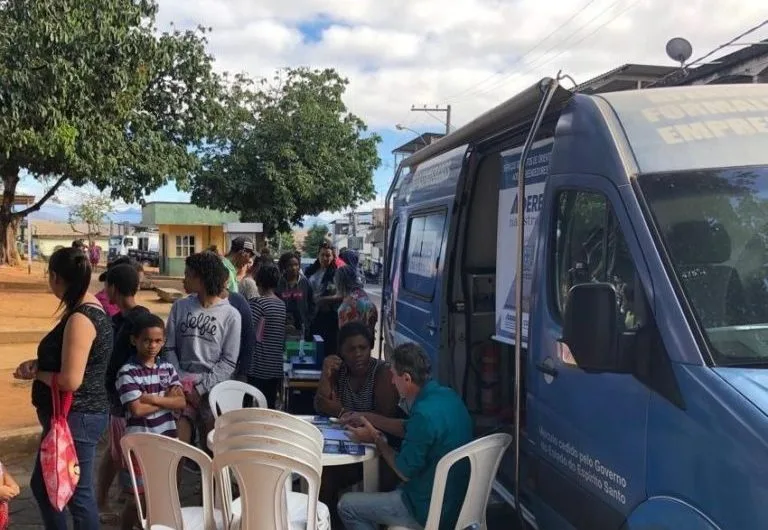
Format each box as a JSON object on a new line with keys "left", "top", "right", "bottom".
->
{"left": 381, "top": 78, "right": 768, "bottom": 529}
{"left": 108, "top": 232, "right": 160, "bottom": 266}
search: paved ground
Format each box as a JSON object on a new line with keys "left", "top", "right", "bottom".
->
{"left": 1, "top": 275, "right": 521, "bottom": 529}
{"left": 4, "top": 443, "right": 519, "bottom": 529}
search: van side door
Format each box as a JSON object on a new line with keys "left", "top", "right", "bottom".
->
{"left": 382, "top": 216, "right": 402, "bottom": 357}
{"left": 395, "top": 207, "right": 449, "bottom": 366}
{"left": 529, "top": 174, "right": 650, "bottom": 529}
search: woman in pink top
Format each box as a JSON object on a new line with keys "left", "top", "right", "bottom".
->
{"left": 95, "top": 257, "right": 144, "bottom": 316}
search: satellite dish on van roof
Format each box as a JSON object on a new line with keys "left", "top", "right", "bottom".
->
{"left": 666, "top": 37, "right": 693, "bottom": 66}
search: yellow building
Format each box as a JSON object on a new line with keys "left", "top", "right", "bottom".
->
{"left": 141, "top": 202, "right": 263, "bottom": 276}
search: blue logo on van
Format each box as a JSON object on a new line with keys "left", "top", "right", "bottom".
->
{"left": 510, "top": 192, "right": 545, "bottom": 214}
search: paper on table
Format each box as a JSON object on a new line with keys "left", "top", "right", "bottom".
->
{"left": 320, "top": 426, "right": 351, "bottom": 442}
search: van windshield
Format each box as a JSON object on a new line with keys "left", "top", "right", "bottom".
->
{"left": 638, "top": 166, "right": 768, "bottom": 367}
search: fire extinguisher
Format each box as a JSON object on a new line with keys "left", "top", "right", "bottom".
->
{"left": 480, "top": 342, "right": 501, "bottom": 415}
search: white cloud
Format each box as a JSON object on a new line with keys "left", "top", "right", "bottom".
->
{"left": 154, "top": 0, "right": 768, "bottom": 130}
{"left": 22, "top": 0, "right": 768, "bottom": 218}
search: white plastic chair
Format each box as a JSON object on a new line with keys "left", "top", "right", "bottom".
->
{"left": 214, "top": 408, "right": 324, "bottom": 452}
{"left": 212, "top": 421, "right": 322, "bottom": 454}
{"left": 213, "top": 449, "right": 330, "bottom": 530}
{"left": 389, "top": 433, "right": 512, "bottom": 530}
{"left": 210, "top": 416, "right": 324, "bottom": 511}
{"left": 120, "top": 432, "right": 221, "bottom": 530}
{"left": 209, "top": 380, "right": 268, "bottom": 419}
{"left": 213, "top": 435, "right": 323, "bottom": 528}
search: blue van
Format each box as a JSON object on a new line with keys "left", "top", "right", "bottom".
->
{"left": 381, "top": 79, "right": 768, "bottom": 529}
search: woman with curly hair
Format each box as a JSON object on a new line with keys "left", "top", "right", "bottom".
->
{"left": 164, "top": 251, "right": 242, "bottom": 445}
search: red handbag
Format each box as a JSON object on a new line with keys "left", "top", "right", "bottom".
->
{"left": 39, "top": 376, "right": 80, "bottom": 511}
{"left": 0, "top": 500, "right": 8, "bottom": 530}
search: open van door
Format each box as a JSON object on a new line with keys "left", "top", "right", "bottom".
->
{"left": 385, "top": 146, "right": 468, "bottom": 370}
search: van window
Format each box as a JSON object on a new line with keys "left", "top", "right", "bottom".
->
{"left": 553, "top": 190, "right": 641, "bottom": 330}
{"left": 403, "top": 210, "right": 447, "bottom": 299}
{"left": 638, "top": 166, "right": 768, "bottom": 366}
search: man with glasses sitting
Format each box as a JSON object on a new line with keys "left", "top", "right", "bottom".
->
{"left": 339, "top": 343, "right": 473, "bottom": 530}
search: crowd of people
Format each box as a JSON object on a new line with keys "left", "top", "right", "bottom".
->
{"left": 7, "top": 236, "right": 473, "bottom": 530}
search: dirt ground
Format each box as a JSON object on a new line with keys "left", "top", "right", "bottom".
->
{"left": 0, "top": 261, "right": 176, "bottom": 431}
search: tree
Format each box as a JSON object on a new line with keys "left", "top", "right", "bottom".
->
{"left": 69, "top": 193, "right": 113, "bottom": 248}
{"left": 268, "top": 231, "right": 297, "bottom": 256}
{"left": 302, "top": 224, "right": 330, "bottom": 257}
{"left": 0, "top": 0, "right": 227, "bottom": 264}
{"left": 191, "top": 67, "right": 381, "bottom": 235}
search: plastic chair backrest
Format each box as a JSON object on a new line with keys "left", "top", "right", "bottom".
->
{"left": 213, "top": 449, "right": 322, "bottom": 530}
{"left": 121, "top": 432, "right": 215, "bottom": 530}
{"left": 214, "top": 421, "right": 322, "bottom": 454}
{"left": 209, "top": 380, "right": 268, "bottom": 418}
{"left": 214, "top": 434, "right": 321, "bottom": 468}
{"left": 214, "top": 434, "right": 321, "bottom": 526}
{"left": 215, "top": 408, "right": 324, "bottom": 451}
{"left": 422, "top": 433, "right": 512, "bottom": 530}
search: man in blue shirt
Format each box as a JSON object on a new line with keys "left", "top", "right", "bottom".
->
{"left": 339, "top": 343, "right": 473, "bottom": 530}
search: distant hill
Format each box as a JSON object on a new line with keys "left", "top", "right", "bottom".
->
{"left": 27, "top": 203, "right": 142, "bottom": 224}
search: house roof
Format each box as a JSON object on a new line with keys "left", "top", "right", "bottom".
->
{"left": 392, "top": 133, "right": 445, "bottom": 155}
{"left": 13, "top": 194, "right": 35, "bottom": 206}
{"left": 653, "top": 39, "right": 768, "bottom": 87}
{"left": 142, "top": 202, "right": 240, "bottom": 226}
{"left": 575, "top": 64, "right": 678, "bottom": 94}
{"left": 31, "top": 220, "right": 111, "bottom": 238}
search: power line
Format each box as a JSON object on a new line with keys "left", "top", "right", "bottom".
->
{"left": 647, "top": 19, "right": 768, "bottom": 87}
{"left": 444, "top": 0, "right": 600, "bottom": 100}
{"left": 506, "top": 0, "right": 645, "bottom": 88}
{"left": 453, "top": 0, "right": 636, "bottom": 101}
{"left": 410, "top": 105, "right": 452, "bottom": 134}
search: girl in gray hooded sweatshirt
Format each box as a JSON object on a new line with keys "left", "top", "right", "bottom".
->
{"left": 164, "top": 252, "right": 241, "bottom": 444}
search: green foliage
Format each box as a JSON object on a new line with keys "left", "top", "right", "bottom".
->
{"left": 69, "top": 193, "right": 113, "bottom": 245}
{"left": 268, "top": 231, "right": 297, "bottom": 256}
{"left": 192, "top": 67, "right": 381, "bottom": 235}
{"left": 302, "top": 224, "right": 330, "bottom": 257}
{"left": 0, "top": 0, "right": 227, "bottom": 262}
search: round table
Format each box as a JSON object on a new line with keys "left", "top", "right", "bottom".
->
{"left": 206, "top": 415, "right": 380, "bottom": 492}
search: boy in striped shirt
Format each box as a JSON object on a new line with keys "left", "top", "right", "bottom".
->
{"left": 116, "top": 313, "right": 186, "bottom": 530}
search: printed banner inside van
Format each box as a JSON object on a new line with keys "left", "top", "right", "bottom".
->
{"left": 496, "top": 139, "right": 554, "bottom": 346}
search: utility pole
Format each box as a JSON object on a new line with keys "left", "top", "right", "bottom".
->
{"left": 410, "top": 104, "right": 451, "bottom": 135}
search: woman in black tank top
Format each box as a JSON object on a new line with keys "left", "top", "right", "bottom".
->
{"left": 315, "top": 322, "right": 401, "bottom": 523}
{"left": 14, "top": 248, "right": 112, "bottom": 530}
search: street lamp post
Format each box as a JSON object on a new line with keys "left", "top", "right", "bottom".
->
{"left": 395, "top": 124, "right": 428, "bottom": 146}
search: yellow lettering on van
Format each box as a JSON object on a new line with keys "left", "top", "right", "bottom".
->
{"left": 731, "top": 100, "right": 758, "bottom": 112}
{"left": 702, "top": 100, "right": 736, "bottom": 115}
{"left": 705, "top": 120, "right": 730, "bottom": 138}
{"left": 726, "top": 118, "right": 757, "bottom": 136}
{"left": 747, "top": 117, "right": 768, "bottom": 133}
{"left": 642, "top": 108, "right": 664, "bottom": 122}
{"left": 657, "top": 126, "right": 684, "bottom": 144}
{"left": 673, "top": 122, "right": 713, "bottom": 141}
{"left": 659, "top": 105, "right": 686, "bottom": 120}
{"left": 748, "top": 99, "right": 768, "bottom": 111}
{"left": 679, "top": 103, "right": 707, "bottom": 118}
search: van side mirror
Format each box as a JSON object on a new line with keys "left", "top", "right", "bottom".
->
{"left": 560, "top": 283, "right": 626, "bottom": 373}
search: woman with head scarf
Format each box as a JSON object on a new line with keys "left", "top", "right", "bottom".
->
{"left": 335, "top": 264, "right": 378, "bottom": 334}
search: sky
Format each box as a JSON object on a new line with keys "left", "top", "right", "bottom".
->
{"left": 18, "top": 0, "right": 768, "bottom": 225}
